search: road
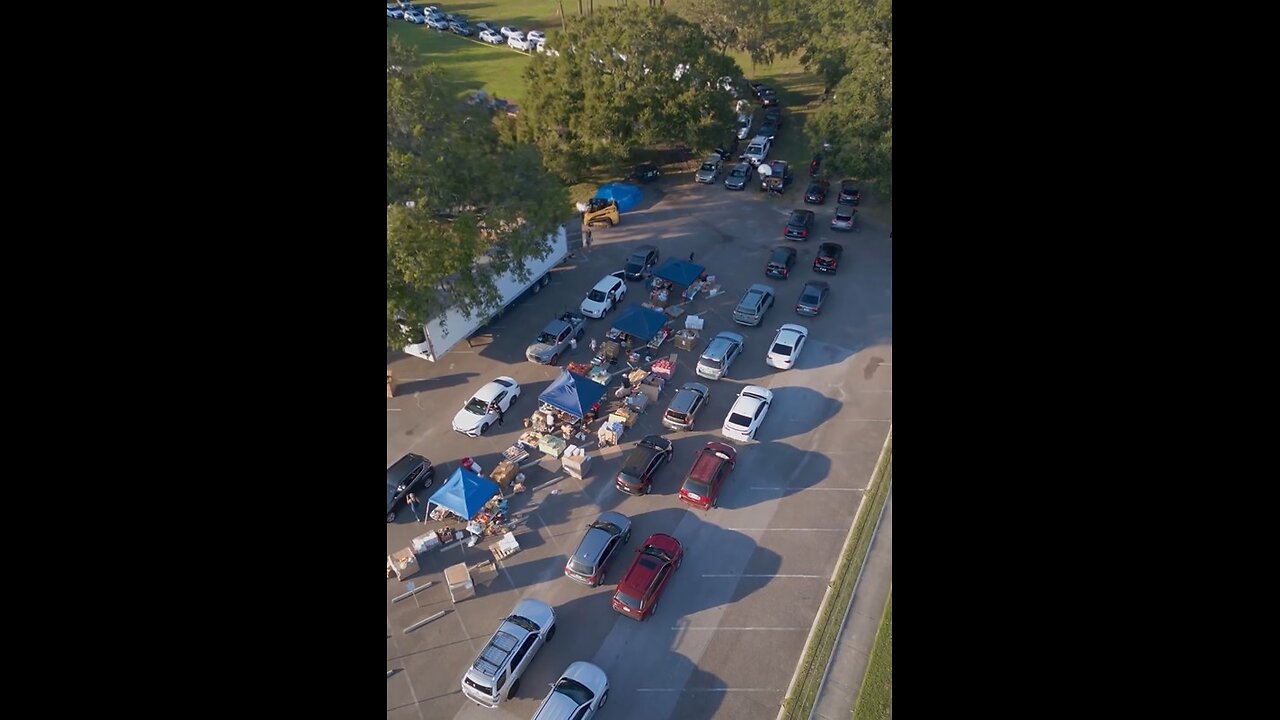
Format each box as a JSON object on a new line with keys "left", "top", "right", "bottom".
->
{"left": 388, "top": 172, "right": 892, "bottom": 720}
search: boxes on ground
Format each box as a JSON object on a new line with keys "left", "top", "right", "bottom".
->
{"left": 674, "top": 330, "right": 698, "bottom": 351}
{"left": 411, "top": 532, "right": 440, "bottom": 554}
{"left": 444, "top": 562, "right": 474, "bottom": 602}
{"left": 539, "top": 434, "right": 567, "bottom": 458}
{"left": 608, "top": 407, "right": 638, "bottom": 428}
{"left": 685, "top": 315, "right": 705, "bottom": 331}
{"left": 491, "top": 459, "right": 519, "bottom": 490}
{"left": 389, "top": 547, "right": 418, "bottom": 581}
{"left": 562, "top": 448, "right": 593, "bottom": 479}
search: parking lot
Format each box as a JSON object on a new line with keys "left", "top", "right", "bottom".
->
{"left": 387, "top": 174, "right": 892, "bottom": 720}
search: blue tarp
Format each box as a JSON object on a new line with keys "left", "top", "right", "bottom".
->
{"left": 539, "top": 370, "right": 609, "bottom": 419}
{"left": 610, "top": 304, "right": 668, "bottom": 343}
{"left": 429, "top": 468, "right": 500, "bottom": 520}
{"left": 652, "top": 259, "right": 706, "bottom": 287}
{"left": 594, "top": 183, "right": 643, "bottom": 213}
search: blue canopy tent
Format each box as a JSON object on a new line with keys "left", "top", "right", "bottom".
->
{"left": 652, "top": 259, "right": 706, "bottom": 288}
{"left": 610, "top": 304, "right": 669, "bottom": 343}
{"left": 538, "top": 370, "right": 609, "bottom": 419}
{"left": 594, "top": 183, "right": 643, "bottom": 213}
{"left": 429, "top": 468, "right": 500, "bottom": 519}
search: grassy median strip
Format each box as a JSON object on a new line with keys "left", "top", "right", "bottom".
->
{"left": 781, "top": 431, "right": 893, "bottom": 720}
{"left": 852, "top": 590, "right": 892, "bottom": 720}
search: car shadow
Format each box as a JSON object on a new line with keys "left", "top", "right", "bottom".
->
{"left": 394, "top": 372, "right": 479, "bottom": 396}
{"left": 713, "top": 442, "right": 833, "bottom": 513}
{"left": 752, "top": 386, "right": 842, "bottom": 443}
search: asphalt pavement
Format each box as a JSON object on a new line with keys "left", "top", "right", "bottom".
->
{"left": 388, "top": 171, "right": 891, "bottom": 720}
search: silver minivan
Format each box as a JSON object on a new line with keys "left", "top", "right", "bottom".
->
{"left": 461, "top": 599, "right": 556, "bottom": 707}
{"left": 695, "top": 331, "right": 745, "bottom": 381}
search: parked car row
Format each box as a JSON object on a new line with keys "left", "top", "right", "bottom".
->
{"left": 389, "top": 2, "right": 551, "bottom": 53}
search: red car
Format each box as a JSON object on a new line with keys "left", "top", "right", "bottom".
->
{"left": 611, "top": 533, "right": 684, "bottom": 621}
{"left": 678, "top": 441, "right": 737, "bottom": 510}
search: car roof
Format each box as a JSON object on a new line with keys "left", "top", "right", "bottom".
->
{"left": 618, "top": 534, "right": 681, "bottom": 595}
{"left": 473, "top": 377, "right": 515, "bottom": 402}
{"left": 841, "top": 179, "right": 858, "bottom": 188}
{"left": 730, "top": 392, "right": 766, "bottom": 416}
{"left": 713, "top": 331, "right": 744, "bottom": 343}
{"left": 746, "top": 283, "right": 774, "bottom": 294}
{"left": 542, "top": 319, "right": 569, "bottom": 333}
{"left": 769, "top": 246, "right": 796, "bottom": 260}
{"left": 802, "top": 280, "right": 830, "bottom": 292}
{"left": 774, "top": 325, "right": 805, "bottom": 344}
{"left": 818, "top": 242, "right": 842, "bottom": 252}
{"left": 688, "top": 444, "right": 733, "bottom": 481}
{"left": 591, "top": 275, "right": 620, "bottom": 291}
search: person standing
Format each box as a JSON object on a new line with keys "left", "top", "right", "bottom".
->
{"left": 688, "top": 251, "right": 695, "bottom": 262}
{"left": 589, "top": 338, "right": 598, "bottom": 354}
{"left": 407, "top": 493, "right": 423, "bottom": 522}
{"left": 496, "top": 403, "right": 505, "bottom": 427}
{"left": 583, "top": 227, "right": 593, "bottom": 253}
{"left": 569, "top": 337, "right": 578, "bottom": 352}
{"left": 387, "top": 370, "right": 394, "bottom": 399}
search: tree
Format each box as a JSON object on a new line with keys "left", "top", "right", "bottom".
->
{"left": 519, "top": 6, "right": 742, "bottom": 181}
{"left": 387, "top": 61, "right": 570, "bottom": 348}
{"left": 781, "top": 0, "right": 891, "bottom": 196}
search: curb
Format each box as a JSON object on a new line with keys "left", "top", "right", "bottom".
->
{"left": 777, "top": 426, "right": 893, "bottom": 720}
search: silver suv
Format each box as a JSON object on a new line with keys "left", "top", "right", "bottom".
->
{"left": 564, "top": 511, "right": 632, "bottom": 587}
{"left": 732, "top": 283, "right": 776, "bottom": 326}
{"left": 696, "top": 331, "right": 745, "bottom": 381}
{"left": 461, "top": 599, "right": 556, "bottom": 708}
{"left": 662, "top": 382, "right": 711, "bottom": 431}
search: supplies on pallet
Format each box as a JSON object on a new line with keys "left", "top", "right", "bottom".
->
{"left": 539, "top": 434, "right": 568, "bottom": 458}
{"left": 598, "top": 421, "right": 625, "bottom": 447}
{"left": 651, "top": 357, "right": 676, "bottom": 378}
{"left": 562, "top": 451, "right": 593, "bottom": 479}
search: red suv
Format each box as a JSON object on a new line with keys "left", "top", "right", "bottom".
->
{"left": 678, "top": 442, "right": 737, "bottom": 510}
{"left": 611, "top": 533, "right": 684, "bottom": 621}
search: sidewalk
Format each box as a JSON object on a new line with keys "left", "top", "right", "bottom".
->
{"left": 810, "top": 486, "right": 893, "bottom": 720}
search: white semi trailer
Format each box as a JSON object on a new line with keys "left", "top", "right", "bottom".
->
{"left": 401, "top": 225, "right": 569, "bottom": 362}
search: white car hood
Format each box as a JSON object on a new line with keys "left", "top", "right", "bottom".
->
{"left": 580, "top": 298, "right": 608, "bottom": 316}
{"left": 452, "top": 407, "right": 487, "bottom": 432}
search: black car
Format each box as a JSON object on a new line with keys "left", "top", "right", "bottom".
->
{"left": 386, "top": 453, "right": 435, "bottom": 522}
{"left": 813, "top": 242, "right": 843, "bottom": 274}
{"left": 762, "top": 106, "right": 783, "bottom": 127}
{"left": 714, "top": 137, "right": 740, "bottom": 161}
{"left": 750, "top": 82, "right": 770, "bottom": 98}
{"left": 565, "top": 511, "right": 633, "bottom": 586}
{"left": 795, "top": 280, "right": 830, "bottom": 316}
{"left": 804, "top": 179, "right": 830, "bottom": 204}
{"left": 615, "top": 435, "right": 674, "bottom": 496}
{"left": 630, "top": 163, "right": 661, "bottom": 183}
{"left": 838, "top": 179, "right": 862, "bottom": 205}
{"left": 624, "top": 245, "right": 660, "bottom": 280}
{"left": 759, "top": 89, "right": 779, "bottom": 107}
{"left": 784, "top": 209, "right": 815, "bottom": 240}
{"left": 758, "top": 120, "right": 778, "bottom": 141}
{"left": 765, "top": 246, "right": 797, "bottom": 279}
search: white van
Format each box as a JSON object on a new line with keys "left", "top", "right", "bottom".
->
{"left": 743, "top": 135, "right": 771, "bottom": 165}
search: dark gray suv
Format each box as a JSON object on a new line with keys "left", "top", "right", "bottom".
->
{"left": 387, "top": 453, "right": 434, "bottom": 522}
{"left": 662, "top": 382, "right": 711, "bottom": 431}
{"left": 564, "top": 511, "right": 633, "bottom": 587}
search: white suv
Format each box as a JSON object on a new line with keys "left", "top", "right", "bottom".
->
{"left": 579, "top": 272, "right": 627, "bottom": 318}
{"left": 461, "top": 599, "right": 557, "bottom": 708}
{"left": 743, "top": 135, "right": 771, "bottom": 165}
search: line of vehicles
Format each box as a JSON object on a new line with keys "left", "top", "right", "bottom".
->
{"left": 388, "top": 2, "right": 552, "bottom": 54}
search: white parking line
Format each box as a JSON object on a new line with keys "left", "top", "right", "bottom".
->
{"left": 701, "top": 573, "right": 824, "bottom": 578}
{"left": 749, "top": 487, "right": 863, "bottom": 491}
{"left": 388, "top": 408, "right": 402, "bottom": 412}
{"left": 675, "top": 622, "right": 803, "bottom": 627}
{"left": 724, "top": 528, "right": 847, "bottom": 532}
{"left": 636, "top": 688, "right": 783, "bottom": 692}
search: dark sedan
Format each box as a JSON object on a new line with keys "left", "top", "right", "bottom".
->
{"left": 724, "top": 162, "right": 754, "bottom": 190}
{"left": 758, "top": 120, "right": 778, "bottom": 141}
{"left": 565, "top": 511, "right": 633, "bottom": 587}
{"left": 783, "top": 209, "right": 815, "bottom": 240}
{"left": 804, "top": 180, "right": 830, "bottom": 204}
{"left": 813, "top": 242, "right": 843, "bottom": 274}
{"left": 795, "top": 280, "right": 830, "bottom": 316}
{"left": 763, "top": 106, "right": 783, "bottom": 127}
{"left": 615, "top": 435, "right": 674, "bottom": 495}
{"left": 630, "top": 163, "right": 661, "bottom": 183}
{"left": 838, "top": 179, "right": 862, "bottom": 205}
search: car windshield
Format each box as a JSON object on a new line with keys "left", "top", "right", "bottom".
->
{"left": 701, "top": 163, "right": 716, "bottom": 172}
{"left": 682, "top": 478, "right": 711, "bottom": 496}
{"left": 463, "top": 676, "right": 493, "bottom": 694}
{"left": 590, "top": 521, "right": 620, "bottom": 535}
{"left": 625, "top": 262, "right": 642, "bottom": 273}
{"left": 506, "top": 613, "right": 540, "bottom": 633}
{"left": 641, "top": 546, "right": 672, "bottom": 562}
{"left": 789, "top": 213, "right": 806, "bottom": 224}
{"left": 731, "top": 168, "right": 745, "bottom": 178}
{"left": 666, "top": 409, "right": 689, "bottom": 422}
{"left": 727, "top": 412, "right": 752, "bottom": 427}
{"left": 587, "top": 289, "right": 607, "bottom": 302}
{"left": 771, "top": 342, "right": 793, "bottom": 356}
{"left": 552, "top": 678, "right": 595, "bottom": 705}
{"left": 615, "top": 589, "right": 643, "bottom": 609}
{"left": 568, "top": 557, "right": 594, "bottom": 575}
{"left": 700, "top": 356, "right": 722, "bottom": 370}
{"left": 801, "top": 292, "right": 820, "bottom": 304}
{"left": 463, "top": 397, "right": 489, "bottom": 415}
{"left": 536, "top": 332, "right": 557, "bottom": 344}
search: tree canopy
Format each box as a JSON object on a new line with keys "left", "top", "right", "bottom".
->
{"left": 790, "top": 0, "right": 892, "bottom": 197}
{"left": 519, "top": 6, "right": 743, "bottom": 181}
{"left": 387, "top": 39, "right": 570, "bottom": 347}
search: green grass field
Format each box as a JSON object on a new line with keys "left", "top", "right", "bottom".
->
{"left": 389, "top": 4, "right": 825, "bottom": 180}
{"left": 852, "top": 590, "right": 893, "bottom": 720}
